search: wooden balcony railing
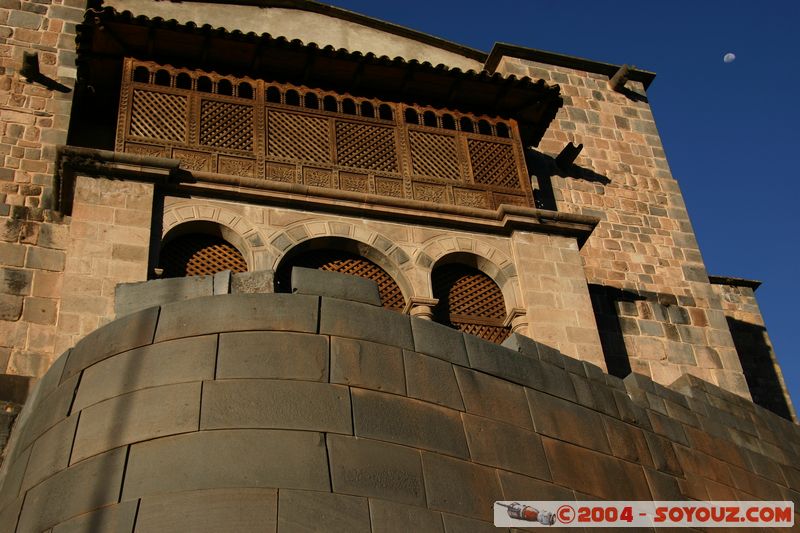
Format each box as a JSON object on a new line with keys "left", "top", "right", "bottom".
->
{"left": 115, "top": 58, "right": 534, "bottom": 210}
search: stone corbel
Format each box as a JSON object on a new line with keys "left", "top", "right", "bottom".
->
{"left": 503, "top": 307, "right": 528, "bottom": 335}
{"left": 403, "top": 297, "right": 439, "bottom": 320}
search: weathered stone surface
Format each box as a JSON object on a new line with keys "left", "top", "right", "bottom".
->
{"left": 320, "top": 297, "right": 413, "bottom": 349}
{"left": 21, "top": 415, "right": 78, "bottom": 492}
{"left": 16, "top": 447, "right": 127, "bottom": 533}
{"left": 278, "top": 490, "right": 370, "bottom": 533}
{"left": 497, "top": 470, "right": 575, "bottom": 501}
{"left": 526, "top": 388, "right": 611, "bottom": 453}
{"left": 421, "top": 452, "right": 501, "bottom": 521}
{"left": 72, "top": 382, "right": 201, "bottom": 463}
{"left": 201, "top": 379, "right": 351, "bottom": 434}
{"left": 0, "top": 496, "right": 24, "bottom": 533}
{"left": 16, "top": 373, "right": 78, "bottom": 452}
{"left": 601, "top": 415, "right": 654, "bottom": 467}
{"left": 0, "top": 445, "right": 30, "bottom": 512}
{"left": 403, "top": 350, "right": 464, "bottom": 410}
{"left": 352, "top": 388, "right": 468, "bottom": 458}
{"left": 115, "top": 275, "right": 213, "bottom": 317}
{"left": 331, "top": 337, "right": 405, "bottom": 394}
{"left": 643, "top": 467, "right": 682, "bottom": 500}
{"left": 217, "top": 331, "right": 328, "bottom": 381}
{"left": 441, "top": 513, "right": 497, "bottom": 533}
{"left": 27, "top": 350, "right": 68, "bottom": 406}
{"left": 292, "top": 266, "right": 381, "bottom": 306}
{"left": 453, "top": 367, "right": 531, "bottom": 429}
{"left": 51, "top": 500, "right": 138, "bottom": 533}
{"left": 542, "top": 437, "right": 651, "bottom": 500}
{"left": 462, "top": 413, "right": 550, "bottom": 480}
{"left": 230, "top": 269, "right": 274, "bottom": 294}
{"left": 123, "top": 430, "right": 329, "bottom": 498}
{"left": 643, "top": 431, "right": 683, "bottom": 475}
{"left": 136, "top": 488, "right": 277, "bottom": 533}
{"left": 213, "top": 270, "right": 231, "bottom": 295}
{"left": 72, "top": 335, "right": 216, "bottom": 411}
{"left": 411, "top": 319, "right": 468, "bottom": 366}
{"left": 327, "top": 434, "right": 425, "bottom": 505}
{"left": 369, "top": 499, "right": 444, "bottom": 533}
{"left": 63, "top": 306, "right": 159, "bottom": 379}
{"left": 155, "top": 293, "right": 318, "bottom": 342}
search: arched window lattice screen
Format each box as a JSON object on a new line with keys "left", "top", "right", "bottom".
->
{"left": 432, "top": 263, "right": 510, "bottom": 344}
{"left": 289, "top": 250, "right": 405, "bottom": 311}
{"left": 160, "top": 234, "right": 248, "bottom": 278}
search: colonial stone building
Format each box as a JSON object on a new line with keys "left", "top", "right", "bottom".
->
{"left": 0, "top": 1, "right": 798, "bottom": 531}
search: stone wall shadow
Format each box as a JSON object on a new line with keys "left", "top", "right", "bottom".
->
{"left": 726, "top": 316, "right": 794, "bottom": 421}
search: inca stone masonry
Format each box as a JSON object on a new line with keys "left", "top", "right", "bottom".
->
{"left": 0, "top": 1, "right": 797, "bottom": 531}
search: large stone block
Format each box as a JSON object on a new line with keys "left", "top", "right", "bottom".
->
{"left": 0, "top": 496, "right": 23, "bottom": 533}
{"left": 15, "top": 373, "right": 78, "bottom": 452}
{"left": 542, "top": 437, "right": 651, "bottom": 500}
{"left": 462, "top": 413, "right": 550, "bottom": 480}
{"left": 601, "top": 416, "right": 654, "bottom": 467}
{"left": 72, "top": 335, "right": 216, "bottom": 411}
{"left": 122, "top": 429, "right": 329, "bottom": 499}
{"left": 421, "top": 452, "right": 501, "bottom": 521}
{"left": 136, "top": 488, "right": 278, "bottom": 533}
{"left": 292, "top": 266, "right": 381, "bottom": 306}
{"left": 63, "top": 306, "right": 159, "bottom": 380}
{"left": 16, "top": 447, "right": 127, "bottom": 533}
{"left": 465, "top": 334, "right": 576, "bottom": 402}
{"left": 278, "top": 489, "right": 370, "bottom": 533}
{"left": 352, "top": 389, "right": 468, "bottom": 458}
{"left": 320, "top": 297, "right": 413, "bottom": 349}
{"left": 403, "top": 351, "right": 464, "bottom": 410}
{"left": 327, "top": 434, "right": 425, "bottom": 506}
{"left": 230, "top": 269, "right": 274, "bottom": 294}
{"left": 526, "top": 388, "right": 611, "bottom": 453}
{"left": 0, "top": 446, "right": 30, "bottom": 512}
{"left": 155, "top": 293, "right": 318, "bottom": 342}
{"left": 453, "top": 367, "right": 531, "bottom": 429}
{"left": 410, "top": 319, "right": 468, "bottom": 366}
{"left": 201, "top": 379, "right": 352, "bottom": 434}
{"left": 441, "top": 513, "right": 497, "bottom": 533}
{"left": 51, "top": 500, "right": 138, "bottom": 533}
{"left": 72, "top": 382, "right": 201, "bottom": 463}
{"left": 21, "top": 414, "right": 78, "bottom": 492}
{"left": 497, "top": 470, "right": 575, "bottom": 501}
{"left": 369, "top": 499, "right": 444, "bottom": 533}
{"left": 331, "top": 337, "right": 405, "bottom": 394}
{"left": 115, "top": 275, "right": 213, "bottom": 317}
{"left": 217, "top": 331, "right": 328, "bottom": 381}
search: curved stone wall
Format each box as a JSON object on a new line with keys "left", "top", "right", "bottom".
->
{"left": 0, "top": 291, "right": 798, "bottom": 532}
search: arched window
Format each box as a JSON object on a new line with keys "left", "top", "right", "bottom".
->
{"left": 276, "top": 249, "right": 404, "bottom": 311}
{"left": 159, "top": 233, "right": 247, "bottom": 278}
{"left": 432, "top": 263, "right": 510, "bottom": 343}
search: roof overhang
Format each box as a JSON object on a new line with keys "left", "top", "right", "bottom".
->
{"left": 77, "top": 7, "right": 563, "bottom": 143}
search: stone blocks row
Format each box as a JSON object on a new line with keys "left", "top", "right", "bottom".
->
{"left": 1, "top": 291, "right": 798, "bottom": 532}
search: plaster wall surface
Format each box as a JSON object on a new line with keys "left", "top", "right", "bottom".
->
{"left": 105, "top": 0, "right": 484, "bottom": 72}
{"left": 0, "top": 287, "right": 798, "bottom": 532}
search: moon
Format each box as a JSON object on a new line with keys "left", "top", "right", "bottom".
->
{"left": 723, "top": 52, "right": 736, "bottom": 63}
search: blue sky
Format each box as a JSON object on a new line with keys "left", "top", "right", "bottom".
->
{"left": 328, "top": 0, "right": 800, "bottom": 408}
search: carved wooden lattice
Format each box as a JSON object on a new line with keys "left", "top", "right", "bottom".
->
{"left": 408, "top": 130, "right": 460, "bottom": 179}
{"left": 130, "top": 90, "right": 186, "bottom": 142}
{"left": 335, "top": 122, "right": 398, "bottom": 172}
{"left": 268, "top": 111, "right": 331, "bottom": 163}
{"left": 291, "top": 250, "right": 405, "bottom": 311}
{"left": 432, "top": 263, "right": 510, "bottom": 344}
{"left": 117, "top": 58, "right": 533, "bottom": 210}
{"left": 468, "top": 139, "right": 519, "bottom": 188}
{"left": 160, "top": 234, "right": 248, "bottom": 278}
{"left": 200, "top": 101, "right": 254, "bottom": 151}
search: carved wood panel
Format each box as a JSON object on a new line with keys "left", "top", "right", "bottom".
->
{"left": 117, "top": 58, "right": 533, "bottom": 210}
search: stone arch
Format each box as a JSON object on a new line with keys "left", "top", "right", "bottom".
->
{"left": 418, "top": 236, "right": 521, "bottom": 310}
{"left": 273, "top": 235, "right": 413, "bottom": 306}
{"left": 270, "top": 221, "right": 417, "bottom": 299}
{"left": 162, "top": 201, "right": 271, "bottom": 271}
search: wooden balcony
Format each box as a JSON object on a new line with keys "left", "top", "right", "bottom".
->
{"left": 115, "top": 58, "right": 534, "bottom": 210}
